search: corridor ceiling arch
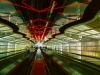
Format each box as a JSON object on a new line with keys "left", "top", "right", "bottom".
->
{"left": 0, "top": 0, "right": 90, "bottom": 43}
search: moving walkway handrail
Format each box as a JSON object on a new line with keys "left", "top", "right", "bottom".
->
{"left": 55, "top": 52, "right": 100, "bottom": 73}
{"left": 51, "top": 58, "right": 71, "bottom": 75}
{"left": 66, "top": 51, "right": 100, "bottom": 60}
{"left": 0, "top": 50, "right": 26, "bottom": 61}
{"left": 42, "top": 56, "right": 51, "bottom": 75}
{"left": 0, "top": 49, "right": 25, "bottom": 54}
{"left": 42, "top": 50, "right": 70, "bottom": 75}
{"left": 55, "top": 51, "right": 100, "bottom": 67}
{"left": 55, "top": 50, "right": 98, "bottom": 58}
{"left": 6, "top": 56, "right": 28, "bottom": 75}
{"left": 6, "top": 50, "right": 37, "bottom": 75}
{"left": 28, "top": 56, "right": 36, "bottom": 75}
{"left": 27, "top": 50, "right": 37, "bottom": 75}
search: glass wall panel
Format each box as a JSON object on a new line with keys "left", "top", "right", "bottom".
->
{"left": 0, "top": 42, "right": 8, "bottom": 58}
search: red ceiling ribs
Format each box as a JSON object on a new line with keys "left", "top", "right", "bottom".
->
{"left": 27, "top": 24, "right": 51, "bottom": 38}
{"left": 22, "top": 0, "right": 52, "bottom": 12}
{"left": 30, "top": 27, "right": 53, "bottom": 40}
{"left": 6, "top": 0, "right": 52, "bottom": 12}
{"left": 53, "top": 1, "right": 89, "bottom": 10}
{"left": 32, "top": 18, "right": 55, "bottom": 24}
{"left": 5, "top": 0, "right": 89, "bottom": 12}
{"left": 2, "top": 0, "right": 90, "bottom": 40}
{"left": 22, "top": 0, "right": 57, "bottom": 12}
{"left": 27, "top": 25, "right": 52, "bottom": 31}
{"left": 27, "top": 24, "right": 48, "bottom": 37}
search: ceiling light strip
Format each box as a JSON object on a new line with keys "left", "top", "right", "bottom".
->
{"left": 41, "top": 1, "right": 55, "bottom": 41}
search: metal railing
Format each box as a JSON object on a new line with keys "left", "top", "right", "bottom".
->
{"left": 0, "top": 49, "right": 26, "bottom": 61}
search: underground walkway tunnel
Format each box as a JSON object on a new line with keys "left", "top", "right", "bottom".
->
{"left": 0, "top": 0, "right": 100, "bottom": 75}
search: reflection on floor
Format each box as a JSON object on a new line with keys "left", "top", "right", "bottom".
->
{"left": 31, "top": 48, "right": 47, "bottom": 75}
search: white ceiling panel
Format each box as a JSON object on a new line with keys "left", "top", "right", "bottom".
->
{"left": 85, "top": 30, "right": 99, "bottom": 34}
{"left": 0, "top": 27, "right": 11, "bottom": 31}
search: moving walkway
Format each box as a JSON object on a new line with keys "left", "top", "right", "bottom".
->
{"left": 1, "top": 48, "right": 100, "bottom": 75}
{"left": 3, "top": 48, "right": 69, "bottom": 75}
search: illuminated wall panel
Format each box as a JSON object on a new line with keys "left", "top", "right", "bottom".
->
{"left": 0, "top": 42, "right": 8, "bottom": 58}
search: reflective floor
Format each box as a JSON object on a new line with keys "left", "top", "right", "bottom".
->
{"left": 31, "top": 48, "right": 47, "bottom": 75}
{"left": 36, "top": 48, "right": 42, "bottom": 61}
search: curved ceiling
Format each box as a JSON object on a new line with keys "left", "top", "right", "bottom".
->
{"left": 0, "top": 0, "right": 91, "bottom": 43}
